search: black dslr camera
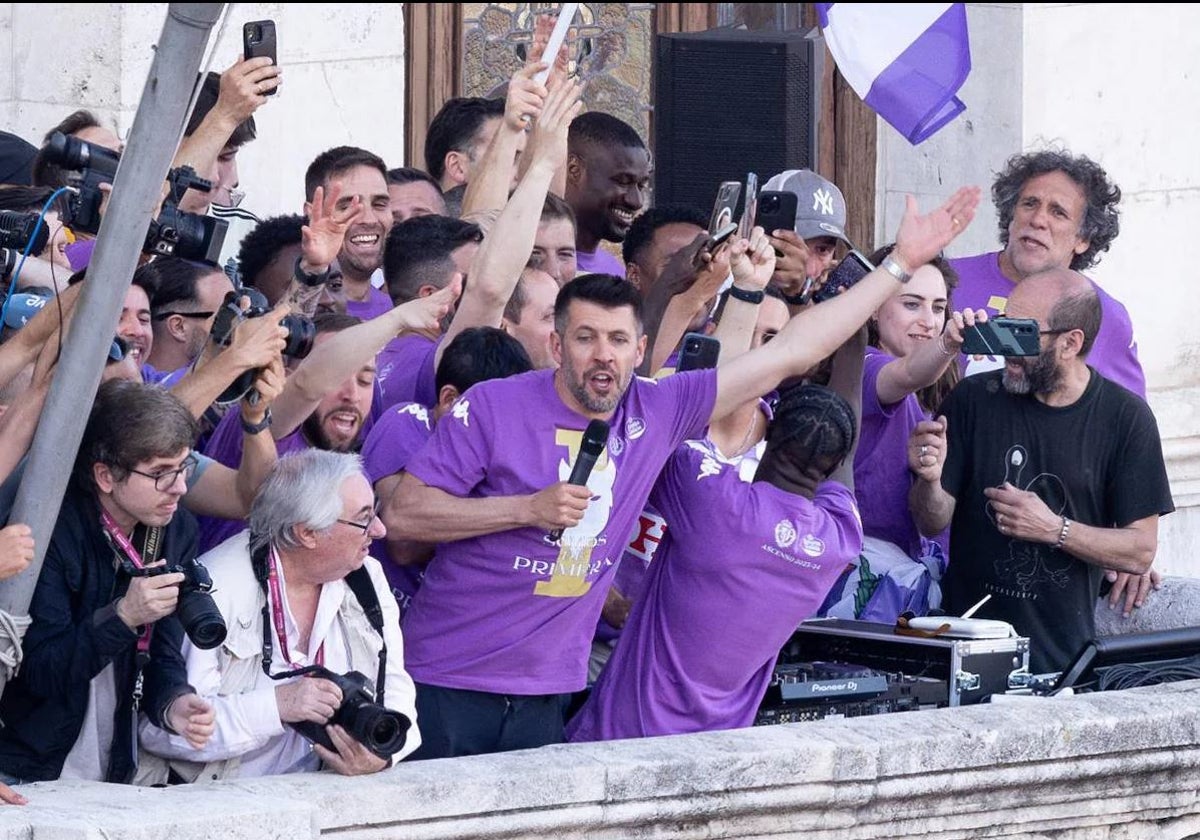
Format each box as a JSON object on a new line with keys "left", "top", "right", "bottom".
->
{"left": 0, "top": 209, "right": 50, "bottom": 284}
{"left": 42, "top": 131, "right": 227, "bottom": 264}
{"left": 209, "top": 286, "right": 316, "bottom": 404}
{"left": 121, "top": 556, "right": 227, "bottom": 650}
{"left": 289, "top": 667, "right": 411, "bottom": 760}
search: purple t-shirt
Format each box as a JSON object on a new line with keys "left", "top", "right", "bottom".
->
{"left": 361, "top": 401, "right": 435, "bottom": 612}
{"left": 196, "top": 408, "right": 310, "bottom": 552}
{"left": 376, "top": 334, "right": 439, "bottom": 411}
{"left": 141, "top": 362, "right": 189, "bottom": 388}
{"left": 345, "top": 286, "right": 394, "bottom": 322}
{"left": 854, "top": 347, "right": 933, "bottom": 559}
{"left": 949, "top": 252, "right": 1146, "bottom": 398}
{"left": 567, "top": 440, "right": 862, "bottom": 741}
{"left": 401, "top": 367, "right": 718, "bottom": 695}
{"left": 575, "top": 247, "right": 626, "bottom": 278}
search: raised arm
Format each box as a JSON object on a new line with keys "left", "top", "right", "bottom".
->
{"left": 271, "top": 281, "right": 459, "bottom": 436}
{"left": 711, "top": 187, "right": 982, "bottom": 423}
{"left": 435, "top": 79, "right": 583, "bottom": 369}
{"left": 0, "top": 281, "right": 80, "bottom": 392}
{"left": 636, "top": 237, "right": 731, "bottom": 377}
{"left": 875, "top": 307, "right": 984, "bottom": 406}
{"left": 183, "top": 358, "right": 284, "bottom": 519}
{"left": 461, "top": 63, "right": 547, "bottom": 217}
{"left": 172, "top": 56, "right": 280, "bottom": 207}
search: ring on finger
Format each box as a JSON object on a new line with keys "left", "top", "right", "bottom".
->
{"left": 920, "top": 445, "right": 929, "bottom": 457}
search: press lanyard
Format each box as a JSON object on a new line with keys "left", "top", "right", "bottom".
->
{"left": 99, "top": 508, "right": 156, "bottom": 656}
{"left": 265, "top": 547, "right": 324, "bottom": 668}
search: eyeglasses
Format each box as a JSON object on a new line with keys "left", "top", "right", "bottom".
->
{"left": 126, "top": 454, "right": 198, "bottom": 491}
{"left": 153, "top": 310, "right": 217, "bottom": 322}
{"left": 1039, "top": 329, "right": 1068, "bottom": 337}
{"left": 336, "top": 499, "right": 382, "bottom": 534}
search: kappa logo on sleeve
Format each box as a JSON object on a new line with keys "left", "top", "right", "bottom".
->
{"left": 451, "top": 399, "right": 471, "bottom": 427}
{"left": 399, "top": 403, "right": 431, "bottom": 430}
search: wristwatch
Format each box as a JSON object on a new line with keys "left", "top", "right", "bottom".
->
{"left": 880, "top": 254, "right": 913, "bottom": 284}
{"left": 293, "top": 257, "right": 330, "bottom": 288}
{"left": 240, "top": 407, "right": 272, "bottom": 435}
{"left": 727, "top": 285, "right": 765, "bottom": 305}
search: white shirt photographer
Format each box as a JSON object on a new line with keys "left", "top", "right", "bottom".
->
{"left": 138, "top": 531, "right": 419, "bottom": 779}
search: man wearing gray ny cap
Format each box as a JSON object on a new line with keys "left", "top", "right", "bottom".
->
{"left": 762, "top": 169, "right": 851, "bottom": 307}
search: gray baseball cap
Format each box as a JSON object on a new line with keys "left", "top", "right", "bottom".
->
{"left": 762, "top": 169, "right": 850, "bottom": 244}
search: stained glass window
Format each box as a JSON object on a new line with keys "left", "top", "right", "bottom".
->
{"left": 461, "top": 3, "right": 656, "bottom": 143}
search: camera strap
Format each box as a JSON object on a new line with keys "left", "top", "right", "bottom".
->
{"left": 263, "top": 545, "right": 325, "bottom": 670}
{"left": 100, "top": 510, "right": 164, "bottom": 709}
{"left": 249, "top": 536, "right": 387, "bottom": 702}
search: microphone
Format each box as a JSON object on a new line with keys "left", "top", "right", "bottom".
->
{"left": 549, "top": 419, "right": 610, "bottom": 542}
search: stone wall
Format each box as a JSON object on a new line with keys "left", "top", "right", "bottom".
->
{"left": 4, "top": 680, "right": 1200, "bottom": 839}
{"left": 0, "top": 4, "right": 407, "bottom": 218}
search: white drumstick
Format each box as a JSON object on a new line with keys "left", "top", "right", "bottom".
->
{"left": 534, "top": 4, "right": 578, "bottom": 86}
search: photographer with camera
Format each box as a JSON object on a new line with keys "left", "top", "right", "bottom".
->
{"left": 762, "top": 170, "right": 852, "bottom": 309}
{"left": 0, "top": 380, "right": 215, "bottom": 787}
{"left": 140, "top": 449, "right": 419, "bottom": 779}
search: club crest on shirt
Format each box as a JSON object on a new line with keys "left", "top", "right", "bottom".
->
{"left": 774, "top": 519, "right": 798, "bottom": 549}
{"left": 626, "top": 418, "right": 646, "bottom": 440}
{"left": 800, "top": 534, "right": 825, "bottom": 557}
{"left": 451, "top": 399, "right": 471, "bottom": 427}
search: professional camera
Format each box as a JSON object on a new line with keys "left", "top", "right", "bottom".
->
{"left": 288, "top": 666, "right": 411, "bottom": 760}
{"left": 144, "top": 166, "right": 226, "bottom": 263}
{"left": 209, "top": 287, "right": 315, "bottom": 404}
{"left": 43, "top": 131, "right": 119, "bottom": 235}
{"left": 42, "top": 131, "right": 227, "bottom": 264}
{"left": 0, "top": 210, "right": 49, "bottom": 256}
{"left": 121, "top": 556, "right": 227, "bottom": 650}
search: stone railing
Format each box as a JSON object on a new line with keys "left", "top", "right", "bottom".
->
{"left": 5, "top": 678, "right": 1200, "bottom": 839}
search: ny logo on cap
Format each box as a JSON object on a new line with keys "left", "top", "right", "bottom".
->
{"left": 812, "top": 188, "right": 835, "bottom": 216}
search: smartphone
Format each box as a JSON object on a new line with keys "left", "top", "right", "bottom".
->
{"left": 709, "top": 182, "right": 742, "bottom": 234}
{"left": 678, "top": 333, "right": 721, "bottom": 372}
{"left": 692, "top": 222, "right": 738, "bottom": 269}
{"left": 738, "top": 172, "right": 758, "bottom": 241}
{"left": 960, "top": 317, "right": 1041, "bottom": 357}
{"left": 756, "top": 190, "right": 799, "bottom": 234}
{"left": 812, "top": 249, "right": 874, "bottom": 303}
{"left": 243, "top": 20, "right": 278, "bottom": 93}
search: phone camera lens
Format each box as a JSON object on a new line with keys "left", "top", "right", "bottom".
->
{"left": 762, "top": 196, "right": 780, "bottom": 212}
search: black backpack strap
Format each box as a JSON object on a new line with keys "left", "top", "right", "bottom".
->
{"left": 344, "top": 566, "right": 388, "bottom": 706}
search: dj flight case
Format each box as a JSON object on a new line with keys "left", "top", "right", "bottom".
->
{"left": 779, "top": 618, "right": 1031, "bottom": 707}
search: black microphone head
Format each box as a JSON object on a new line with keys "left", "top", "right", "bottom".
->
{"left": 581, "top": 419, "right": 609, "bottom": 457}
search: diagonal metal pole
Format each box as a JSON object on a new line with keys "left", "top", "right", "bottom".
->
{"left": 0, "top": 3, "right": 225, "bottom": 697}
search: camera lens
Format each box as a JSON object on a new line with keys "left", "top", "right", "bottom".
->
{"left": 175, "top": 589, "right": 227, "bottom": 649}
{"left": 762, "top": 196, "right": 780, "bottom": 212}
{"left": 344, "top": 703, "right": 409, "bottom": 758}
{"left": 281, "top": 315, "right": 316, "bottom": 359}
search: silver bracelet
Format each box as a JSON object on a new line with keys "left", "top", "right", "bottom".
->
{"left": 1055, "top": 516, "right": 1072, "bottom": 549}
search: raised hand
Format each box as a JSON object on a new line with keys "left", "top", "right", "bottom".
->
{"left": 302, "top": 183, "right": 362, "bottom": 273}
{"left": 504, "top": 63, "right": 549, "bottom": 131}
{"left": 730, "top": 226, "right": 775, "bottom": 291}
{"left": 893, "top": 186, "right": 982, "bottom": 272}
{"left": 392, "top": 275, "right": 463, "bottom": 335}
{"left": 214, "top": 56, "right": 282, "bottom": 126}
{"left": 528, "top": 12, "right": 572, "bottom": 89}
{"left": 525, "top": 77, "right": 584, "bottom": 175}
{"left": 227, "top": 301, "right": 290, "bottom": 371}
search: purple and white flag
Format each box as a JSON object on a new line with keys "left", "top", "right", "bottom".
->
{"left": 816, "top": 3, "right": 971, "bottom": 145}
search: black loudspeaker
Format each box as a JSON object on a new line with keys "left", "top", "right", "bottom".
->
{"left": 653, "top": 29, "right": 824, "bottom": 211}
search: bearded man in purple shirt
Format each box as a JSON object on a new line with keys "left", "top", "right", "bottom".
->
{"left": 950, "top": 149, "right": 1144, "bottom": 397}
{"left": 388, "top": 186, "right": 982, "bottom": 758}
